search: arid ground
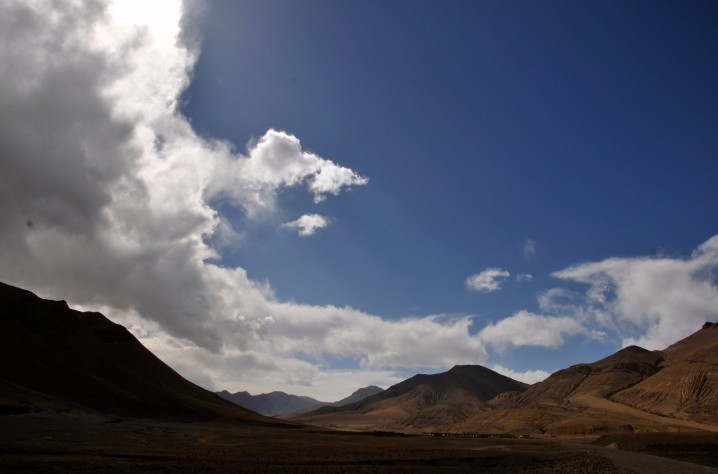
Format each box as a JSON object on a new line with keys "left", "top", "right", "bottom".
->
{"left": 2, "top": 412, "right": 717, "bottom": 473}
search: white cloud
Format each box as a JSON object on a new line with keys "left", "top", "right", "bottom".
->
{"left": 516, "top": 273, "right": 533, "bottom": 282}
{"left": 212, "top": 130, "right": 368, "bottom": 217}
{"left": 553, "top": 235, "right": 718, "bottom": 349}
{"left": 0, "top": 0, "right": 371, "bottom": 352}
{"left": 309, "top": 162, "right": 369, "bottom": 203}
{"left": 537, "top": 287, "right": 574, "bottom": 313}
{"left": 150, "top": 329, "right": 404, "bottom": 401}
{"left": 466, "top": 268, "right": 511, "bottom": 293}
{"left": 0, "top": 0, "right": 489, "bottom": 399}
{"left": 523, "top": 238, "right": 536, "bottom": 257}
{"left": 536, "top": 287, "right": 615, "bottom": 332}
{"left": 268, "top": 309, "right": 488, "bottom": 368}
{"left": 283, "top": 214, "right": 329, "bottom": 236}
{"left": 104, "top": 303, "right": 487, "bottom": 399}
{"left": 491, "top": 365, "right": 552, "bottom": 385}
{"left": 479, "top": 310, "right": 586, "bottom": 350}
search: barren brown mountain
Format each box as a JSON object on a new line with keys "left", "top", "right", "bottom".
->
{"left": 293, "top": 327, "right": 718, "bottom": 435}
{"left": 0, "top": 282, "right": 275, "bottom": 424}
{"left": 453, "top": 323, "right": 718, "bottom": 436}
{"left": 510, "top": 345, "right": 664, "bottom": 407}
{"left": 611, "top": 322, "right": 718, "bottom": 424}
{"left": 294, "top": 365, "right": 528, "bottom": 431}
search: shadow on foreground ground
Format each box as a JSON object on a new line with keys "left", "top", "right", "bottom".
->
{"left": 1, "top": 413, "right": 717, "bottom": 473}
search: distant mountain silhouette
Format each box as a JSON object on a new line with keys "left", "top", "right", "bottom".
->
{"left": 216, "top": 390, "right": 324, "bottom": 416}
{"left": 216, "top": 385, "right": 385, "bottom": 416}
{"left": 0, "top": 282, "right": 277, "bottom": 424}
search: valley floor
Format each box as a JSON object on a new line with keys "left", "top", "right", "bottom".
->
{"left": 1, "top": 412, "right": 717, "bottom": 473}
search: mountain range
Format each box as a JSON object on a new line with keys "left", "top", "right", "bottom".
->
{"left": 216, "top": 385, "right": 384, "bottom": 416}
{"left": 2, "top": 280, "right": 717, "bottom": 438}
{"left": 290, "top": 324, "right": 718, "bottom": 434}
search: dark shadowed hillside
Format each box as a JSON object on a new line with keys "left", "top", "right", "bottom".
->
{"left": 0, "top": 282, "right": 278, "bottom": 424}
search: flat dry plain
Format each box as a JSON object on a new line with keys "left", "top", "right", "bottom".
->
{"left": 1, "top": 412, "right": 718, "bottom": 473}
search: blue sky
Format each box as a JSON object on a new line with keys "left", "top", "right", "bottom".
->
{"left": 1, "top": 0, "right": 717, "bottom": 400}
{"left": 182, "top": 1, "right": 718, "bottom": 369}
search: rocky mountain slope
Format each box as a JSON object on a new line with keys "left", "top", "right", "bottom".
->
{"left": 611, "top": 322, "right": 718, "bottom": 424}
{"left": 510, "top": 345, "right": 664, "bottom": 407}
{"left": 454, "top": 323, "right": 718, "bottom": 435}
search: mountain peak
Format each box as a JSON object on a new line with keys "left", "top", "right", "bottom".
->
{"left": 333, "top": 385, "right": 385, "bottom": 406}
{"left": 296, "top": 363, "right": 528, "bottom": 430}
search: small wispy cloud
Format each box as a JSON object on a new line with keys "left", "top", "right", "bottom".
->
{"left": 466, "top": 268, "right": 510, "bottom": 293}
{"left": 516, "top": 273, "right": 534, "bottom": 283}
{"left": 282, "top": 214, "right": 330, "bottom": 236}
{"left": 523, "top": 238, "right": 536, "bottom": 257}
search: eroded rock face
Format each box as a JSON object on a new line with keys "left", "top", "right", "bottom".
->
{"left": 610, "top": 323, "right": 718, "bottom": 424}
{"left": 513, "top": 345, "right": 664, "bottom": 407}
{"left": 453, "top": 323, "right": 718, "bottom": 436}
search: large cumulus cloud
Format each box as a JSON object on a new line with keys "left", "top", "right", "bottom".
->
{"left": 0, "top": 0, "right": 490, "bottom": 399}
